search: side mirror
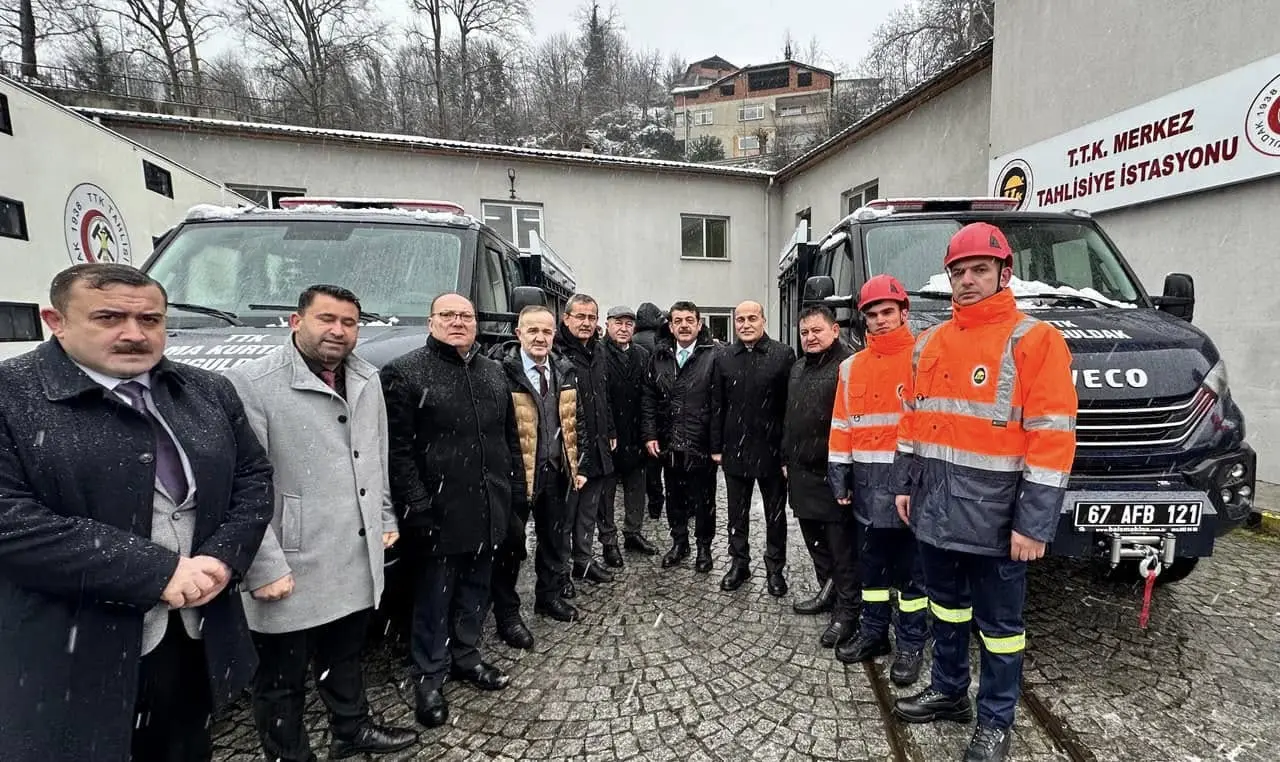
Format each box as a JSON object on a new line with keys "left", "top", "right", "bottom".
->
{"left": 0, "top": 301, "right": 42, "bottom": 342}
{"left": 511, "top": 286, "right": 547, "bottom": 314}
{"left": 802, "top": 275, "right": 835, "bottom": 302}
{"left": 1153, "top": 273, "right": 1194, "bottom": 322}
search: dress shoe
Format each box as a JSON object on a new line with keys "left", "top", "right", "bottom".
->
{"left": 562, "top": 580, "right": 576, "bottom": 599}
{"left": 624, "top": 533, "right": 658, "bottom": 555}
{"left": 720, "top": 562, "right": 751, "bottom": 591}
{"left": 573, "top": 562, "right": 614, "bottom": 584}
{"left": 766, "top": 572, "right": 788, "bottom": 597}
{"left": 535, "top": 598, "right": 578, "bottom": 622}
{"left": 414, "top": 689, "right": 448, "bottom": 728}
{"left": 835, "top": 633, "right": 891, "bottom": 664}
{"left": 450, "top": 661, "right": 510, "bottom": 691}
{"left": 893, "top": 688, "right": 973, "bottom": 724}
{"left": 330, "top": 722, "right": 419, "bottom": 758}
{"left": 819, "top": 619, "right": 856, "bottom": 648}
{"left": 964, "top": 724, "right": 1012, "bottom": 762}
{"left": 496, "top": 616, "right": 534, "bottom": 650}
{"left": 890, "top": 649, "right": 924, "bottom": 687}
{"left": 602, "top": 544, "right": 625, "bottom": 568}
{"left": 792, "top": 579, "right": 835, "bottom": 615}
{"left": 694, "top": 544, "right": 713, "bottom": 573}
{"left": 662, "top": 542, "right": 690, "bottom": 568}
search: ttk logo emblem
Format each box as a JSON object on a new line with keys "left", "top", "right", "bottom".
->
{"left": 972, "top": 366, "right": 989, "bottom": 386}
{"left": 1245, "top": 72, "right": 1280, "bottom": 157}
{"left": 994, "top": 159, "right": 1033, "bottom": 210}
{"left": 64, "top": 183, "right": 132, "bottom": 265}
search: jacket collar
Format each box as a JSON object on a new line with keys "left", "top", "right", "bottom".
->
{"left": 286, "top": 337, "right": 375, "bottom": 394}
{"left": 953, "top": 288, "right": 1018, "bottom": 329}
{"left": 866, "top": 324, "right": 914, "bottom": 357}
{"left": 555, "top": 321, "right": 597, "bottom": 359}
{"left": 36, "top": 338, "right": 186, "bottom": 402}
{"left": 731, "top": 334, "right": 773, "bottom": 354}
{"left": 802, "top": 341, "right": 847, "bottom": 369}
{"left": 656, "top": 324, "right": 714, "bottom": 356}
{"left": 426, "top": 334, "right": 477, "bottom": 365}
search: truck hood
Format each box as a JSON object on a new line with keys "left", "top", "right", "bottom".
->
{"left": 909, "top": 308, "right": 1220, "bottom": 402}
{"left": 162, "top": 325, "right": 427, "bottom": 372}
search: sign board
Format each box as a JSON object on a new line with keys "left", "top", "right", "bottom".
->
{"left": 989, "top": 53, "right": 1280, "bottom": 213}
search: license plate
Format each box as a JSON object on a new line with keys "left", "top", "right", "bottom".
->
{"left": 1073, "top": 501, "right": 1202, "bottom": 530}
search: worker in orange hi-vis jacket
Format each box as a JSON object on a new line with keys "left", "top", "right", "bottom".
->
{"left": 889, "top": 222, "right": 1078, "bottom": 762}
{"left": 827, "top": 275, "right": 928, "bottom": 688}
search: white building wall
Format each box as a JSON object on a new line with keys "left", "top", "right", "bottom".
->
{"left": 775, "top": 68, "right": 993, "bottom": 257}
{"left": 990, "top": 1, "right": 1280, "bottom": 481}
{"left": 0, "top": 80, "right": 243, "bottom": 311}
{"left": 107, "top": 126, "right": 774, "bottom": 322}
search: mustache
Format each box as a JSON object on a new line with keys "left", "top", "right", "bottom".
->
{"left": 111, "top": 343, "right": 151, "bottom": 354}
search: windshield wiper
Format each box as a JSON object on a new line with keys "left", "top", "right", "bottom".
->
{"left": 168, "top": 302, "right": 244, "bottom": 326}
{"left": 1019, "top": 293, "right": 1112, "bottom": 308}
{"left": 907, "top": 290, "right": 952, "bottom": 298}
{"left": 246, "top": 303, "right": 392, "bottom": 323}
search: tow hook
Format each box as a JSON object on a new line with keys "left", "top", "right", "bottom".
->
{"left": 1106, "top": 535, "right": 1176, "bottom": 629}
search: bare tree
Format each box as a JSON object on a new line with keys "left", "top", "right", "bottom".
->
{"left": 108, "top": 0, "right": 220, "bottom": 108}
{"left": 861, "top": 0, "right": 993, "bottom": 96}
{"left": 444, "top": 0, "right": 528, "bottom": 140}
{"left": 407, "top": 0, "right": 448, "bottom": 136}
{"left": 234, "top": 0, "right": 382, "bottom": 126}
{"left": 1, "top": 0, "right": 90, "bottom": 76}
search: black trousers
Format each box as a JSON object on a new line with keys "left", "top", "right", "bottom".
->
{"left": 724, "top": 472, "right": 788, "bottom": 572}
{"left": 131, "top": 612, "right": 214, "bottom": 762}
{"left": 798, "top": 516, "right": 861, "bottom": 622}
{"left": 492, "top": 467, "right": 571, "bottom": 617}
{"left": 410, "top": 550, "right": 492, "bottom": 693}
{"left": 646, "top": 458, "right": 665, "bottom": 514}
{"left": 665, "top": 456, "right": 717, "bottom": 546}
{"left": 603, "top": 463, "right": 647, "bottom": 542}
{"left": 250, "top": 609, "right": 373, "bottom": 762}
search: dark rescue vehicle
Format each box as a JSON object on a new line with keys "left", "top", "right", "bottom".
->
{"left": 779, "top": 197, "right": 1255, "bottom": 585}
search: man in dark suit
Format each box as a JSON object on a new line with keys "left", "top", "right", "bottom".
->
{"left": 0, "top": 263, "right": 275, "bottom": 762}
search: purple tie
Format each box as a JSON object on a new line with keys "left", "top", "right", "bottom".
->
{"left": 117, "top": 381, "right": 190, "bottom": 503}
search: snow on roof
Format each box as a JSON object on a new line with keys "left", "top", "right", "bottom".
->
{"left": 671, "top": 85, "right": 711, "bottom": 94}
{"left": 184, "top": 201, "right": 479, "bottom": 227}
{"left": 917, "top": 274, "right": 1138, "bottom": 309}
{"left": 77, "top": 107, "right": 773, "bottom": 180}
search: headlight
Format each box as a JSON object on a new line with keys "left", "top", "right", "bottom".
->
{"left": 1202, "top": 359, "right": 1229, "bottom": 397}
{"left": 1228, "top": 463, "right": 1246, "bottom": 480}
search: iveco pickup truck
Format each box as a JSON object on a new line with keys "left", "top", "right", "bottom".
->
{"left": 780, "top": 196, "right": 1255, "bottom": 584}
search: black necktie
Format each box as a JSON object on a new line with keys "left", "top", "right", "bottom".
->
{"left": 116, "top": 381, "right": 190, "bottom": 503}
{"left": 535, "top": 364, "right": 549, "bottom": 396}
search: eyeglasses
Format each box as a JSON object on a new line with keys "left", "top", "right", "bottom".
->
{"left": 433, "top": 310, "right": 476, "bottom": 323}
{"left": 567, "top": 312, "right": 598, "bottom": 322}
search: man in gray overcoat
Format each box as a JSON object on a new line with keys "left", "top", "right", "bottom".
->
{"left": 226, "top": 285, "right": 418, "bottom": 761}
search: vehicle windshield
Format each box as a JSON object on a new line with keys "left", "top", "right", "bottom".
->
{"left": 147, "top": 220, "right": 465, "bottom": 326}
{"left": 862, "top": 219, "right": 1145, "bottom": 310}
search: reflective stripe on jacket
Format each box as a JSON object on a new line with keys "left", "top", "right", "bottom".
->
{"left": 891, "top": 289, "right": 1077, "bottom": 556}
{"left": 828, "top": 323, "right": 915, "bottom": 528}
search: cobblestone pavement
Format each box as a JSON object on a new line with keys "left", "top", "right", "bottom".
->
{"left": 213, "top": 478, "right": 1280, "bottom": 761}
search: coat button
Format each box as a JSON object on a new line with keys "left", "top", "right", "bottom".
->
{"left": 139, "top": 453, "right": 154, "bottom": 464}
{"left": 353, "top": 450, "right": 360, "bottom": 459}
{"left": 359, "top": 488, "right": 367, "bottom": 497}
{"left": 338, "top": 415, "right": 348, "bottom": 423}
{"left": 358, "top": 528, "right": 366, "bottom": 537}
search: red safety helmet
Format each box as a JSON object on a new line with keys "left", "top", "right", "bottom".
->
{"left": 858, "top": 274, "right": 910, "bottom": 311}
{"left": 944, "top": 222, "right": 1013, "bottom": 269}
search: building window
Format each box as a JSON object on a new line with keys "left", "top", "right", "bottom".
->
{"left": 482, "top": 201, "right": 544, "bottom": 252}
{"left": 674, "top": 112, "right": 685, "bottom": 128}
{"left": 797, "top": 72, "right": 813, "bottom": 87}
{"left": 737, "top": 135, "right": 760, "bottom": 152}
{"left": 719, "top": 84, "right": 735, "bottom": 96}
{"left": 0, "top": 196, "right": 28, "bottom": 241}
{"left": 778, "top": 106, "right": 804, "bottom": 117}
{"left": 706, "top": 312, "right": 732, "bottom": 342}
{"left": 680, "top": 215, "right": 729, "bottom": 260}
{"left": 694, "top": 110, "right": 714, "bottom": 125}
{"left": 0, "top": 93, "right": 11, "bottom": 135}
{"left": 738, "top": 104, "right": 765, "bottom": 121}
{"left": 748, "top": 67, "right": 790, "bottom": 92}
{"left": 226, "top": 184, "right": 307, "bottom": 208}
{"left": 142, "top": 160, "right": 174, "bottom": 198}
{"left": 843, "top": 180, "right": 880, "bottom": 215}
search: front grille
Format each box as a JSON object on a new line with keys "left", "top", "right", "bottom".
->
{"left": 1075, "top": 388, "right": 1215, "bottom": 448}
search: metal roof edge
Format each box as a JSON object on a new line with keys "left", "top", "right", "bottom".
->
{"left": 773, "top": 39, "right": 995, "bottom": 183}
{"left": 74, "top": 107, "right": 775, "bottom": 181}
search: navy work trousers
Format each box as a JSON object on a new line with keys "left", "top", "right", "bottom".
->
{"left": 858, "top": 526, "right": 928, "bottom": 652}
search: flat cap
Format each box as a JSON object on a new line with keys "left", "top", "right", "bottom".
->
{"left": 606, "top": 305, "right": 637, "bottom": 320}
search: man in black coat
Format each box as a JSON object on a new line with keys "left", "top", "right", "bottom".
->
{"left": 633, "top": 302, "right": 666, "bottom": 518}
{"left": 602, "top": 305, "right": 659, "bottom": 559}
{"left": 0, "top": 263, "right": 274, "bottom": 762}
{"left": 782, "top": 305, "right": 859, "bottom": 649}
{"left": 641, "top": 301, "right": 721, "bottom": 572}
{"left": 554, "top": 294, "right": 617, "bottom": 583}
{"left": 711, "top": 300, "right": 795, "bottom": 596}
{"left": 382, "top": 293, "right": 524, "bottom": 730}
